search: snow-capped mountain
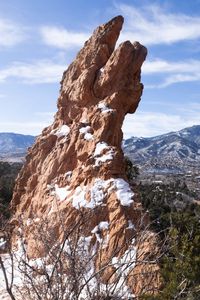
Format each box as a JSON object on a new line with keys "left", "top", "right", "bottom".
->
{"left": 123, "top": 125, "right": 200, "bottom": 173}
{"left": 0, "top": 133, "right": 35, "bottom": 162}
{"left": 1, "top": 125, "right": 200, "bottom": 171}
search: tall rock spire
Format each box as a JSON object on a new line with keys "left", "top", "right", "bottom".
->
{"left": 11, "top": 16, "right": 159, "bottom": 297}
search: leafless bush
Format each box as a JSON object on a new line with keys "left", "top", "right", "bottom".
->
{"left": 0, "top": 207, "right": 162, "bottom": 300}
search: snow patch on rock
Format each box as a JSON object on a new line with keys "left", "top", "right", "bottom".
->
{"left": 72, "top": 186, "right": 87, "bottom": 209}
{"left": 49, "top": 177, "right": 133, "bottom": 209}
{"left": 110, "top": 239, "right": 136, "bottom": 297}
{"left": 93, "top": 142, "right": 114, "bottom": 166}
{"left": 112, "top": 241, "right": 136, "bottom": 276}
{"left": 79, "top": 126, "right": 94, "bottom": 140}
{"left": 89, "top": 178, "right": 112, "bottom": 208}
{"left": 91, "top": 221, "right": 109, "bottom": 248}
{"left": 0, "top": 238, "right": 6, "bottom": 250}
{"left": 94, "top": 142, "right": 109, "bottom": 156}
{"left": 113, "top": 178, "right": 134, "bottom": 206}
{"left": 65, "top": 171, "right": 72, "bottom": 179}
{"left": 53, "top": 125, "right": 70, "bottom": 138}
{"left": 97, "top": 102, "right": 113, "bottom": 114}
{"left": 53, "top": 184, "right": 71, "bottom": 201}
{"left": 127, "top": 220, "right": 135, "bottom": 230}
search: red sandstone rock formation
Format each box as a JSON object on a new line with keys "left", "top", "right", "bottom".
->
{"left": 11, "top": 16, "right": 159, "bottom": 297}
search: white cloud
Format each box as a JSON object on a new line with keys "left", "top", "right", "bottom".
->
{"left": 40, "top": 26, "right": 89, "bottom": 49}
{"left": 0, "top": 60, "right": 66, "bottom": 84}
{"left": 35, "top": 111, "right": 54, "bottom": 118}
{"left": 117, "top": 4, "right": 200, "bottom": 45}
{"left": 34, "top": 111, "right": 54, "bottom": 125}
{"left": 143, "top": 59, "right": 200, "bottom": 74}
{"left": 0, "top": 111, "right": 55, "bottom": 135}
{"left": 0, "top": 121, "right": 50, "bottom": 135}
{"left": 142, "top": 59, "right": 200, "bottom": 87}
{"left": 123, "top": 111, "right": 200, "bottom": 138}
{"left": 181, "top": 102, "right": 200, "bottom": 113}
{"left": 2, "top": 110, "right": 198, "bottom": 138}
{"left": 0, "top": 18, "right": 26, "bottom": 47}
{"left": 158, "top": 73, "right": 200, "bottom": 88}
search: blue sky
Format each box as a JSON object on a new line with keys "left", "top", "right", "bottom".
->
{"left": 0, "top": 0, "right": 200, "bottom": 138}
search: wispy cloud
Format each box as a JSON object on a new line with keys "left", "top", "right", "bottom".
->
{"left": 157, "top": 73, "right": 200, "bottom": 88}
{"left": 117, "top": 4, "right": 200, "bottom": 45}
{"left": 123, "top": 110, "right": 200, "bottom": 138}
{"left": 40, "top": 26, "right": 89, "bottom": 49}
{"left": 143, "top": 59, "right": 200, "bottom": 74}
{"left": 0, "top": 60, "right": 66, "bottom": 84}
{"left": 0, "top": 18, "right": 26, "bottom": 47}
{"left": 0, "top": 121, "right": 50, "bottom": 135}
{"left": 142, "top": 59, "right": 200, "bottom": 87}
{"left": 35, "top": 111, "right": 54, "bottom": 118}
{"left": 0, "top": 112, "right": 55, "bottom": 135}
{"left": 34, "top": 111, "right": 54, "bottom": 125}
{"left": 182, "top": 102, "right": 200, "bottom": 113}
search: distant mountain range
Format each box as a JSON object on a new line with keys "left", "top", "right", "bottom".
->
{"left": 123, "top": 125, "right": 200, "bottom": 173}
{"left": 0, "top": 133, "right": 35, "bottom": 162}
{"left": 0, "top": 126, "right": 200, "bottom": 172}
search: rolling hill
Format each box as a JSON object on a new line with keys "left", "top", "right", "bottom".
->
{"left": 123, "top": 125, "right": 200, "bottom": 173}
{"left": 0, "top": 133, "right": 35, "bottom": 162}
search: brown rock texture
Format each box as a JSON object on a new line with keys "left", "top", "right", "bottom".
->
{"left": 11, "top": 16, "right": 159, "bottom": 297}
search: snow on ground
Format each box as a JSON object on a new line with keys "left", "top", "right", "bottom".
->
{"left": 0, "top": 235, "right": 136, "bottom": 300}
{"left": 0, "top": 239, "right": 27, "bottom": 296}
{"left": 1, "top": 175, "right": 135, "bottom": 299}
{"left": 110, "top": 240, "right": 136, "bottom": 298}
{"left": 76, "top": 236, "right": 98, "bottom": 300}
{"left": 75, "top": 234, "right": 136, "bottom": 299}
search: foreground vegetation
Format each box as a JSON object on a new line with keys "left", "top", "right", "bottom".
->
{"left": 0, "top": 160, "right": 200, "bottom": 299}
{"left": 138, "top": 177, "right": 200, "bottom": 299}
{"left": 0, "top": 162, "right": 22, "bottom": 224}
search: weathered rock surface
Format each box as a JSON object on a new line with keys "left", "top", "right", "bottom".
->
{"left": 11, "top": 16, "right": 159, "bottom": 297}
